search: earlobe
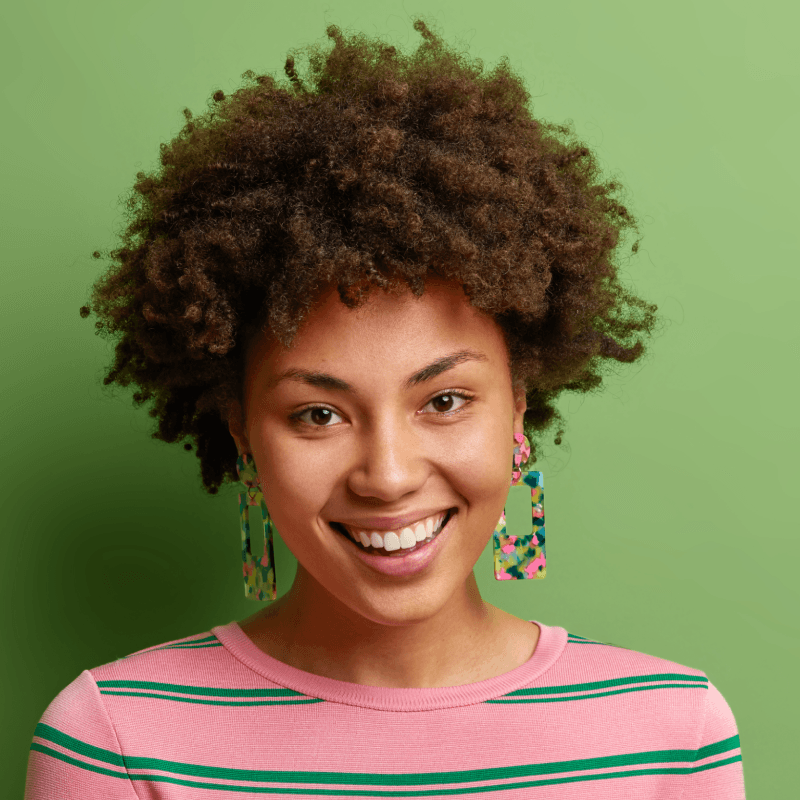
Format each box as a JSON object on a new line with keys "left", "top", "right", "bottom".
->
{"left": 227, "top": 399, "right": 249, "bottom": 454}
{"left": 513, "top": 384, "right": 527, "bottom": 429}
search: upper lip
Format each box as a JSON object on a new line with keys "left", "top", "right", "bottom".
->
{"left": 333, "top": 507, "right": 455, "bottom": 532}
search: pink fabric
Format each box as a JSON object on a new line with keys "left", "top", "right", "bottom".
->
{"left": 25, "top": 620, "right": 745, "bottom": 798}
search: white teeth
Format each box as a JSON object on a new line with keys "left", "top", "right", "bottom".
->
{"left": 400, "top": 527, "right": 417, "bottom": 548}
{"left": 340, "top": 510, "right": 451, "bottom": 552}
{"left": 384, "top": 532, "right": 401, "bottom": 551}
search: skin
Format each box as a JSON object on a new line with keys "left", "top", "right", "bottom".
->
{"left": 227, "top": 276, "right": 539, "bottom": 688}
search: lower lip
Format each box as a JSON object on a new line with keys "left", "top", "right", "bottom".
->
{"left": 335, "top": 511, "right": 457, "bottom": 577}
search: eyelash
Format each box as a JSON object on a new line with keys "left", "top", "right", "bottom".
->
{"left": 289, "top": 390, "right": 476, "bottom": 428}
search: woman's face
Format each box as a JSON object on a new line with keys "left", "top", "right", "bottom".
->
{"left": 228, "top": 278, "right": 527, "bottom": 627}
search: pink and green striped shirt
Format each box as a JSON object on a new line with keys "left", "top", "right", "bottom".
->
{"left": 25, "top": 619, "right": 745, "bottom": 798}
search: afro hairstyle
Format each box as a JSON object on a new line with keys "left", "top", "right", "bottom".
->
{"left": 80, "top": 18, "right": 661, "bottom": 495}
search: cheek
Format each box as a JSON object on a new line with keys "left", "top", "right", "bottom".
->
{"left": 445, "top": 428, "right": 512, "bottom": 509}
{"left": 252, "top": 444, "right": 333, "bottom": 541}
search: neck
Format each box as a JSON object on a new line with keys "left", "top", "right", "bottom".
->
{"left": 243, "top": 565, "right": 513, "bottom": 688}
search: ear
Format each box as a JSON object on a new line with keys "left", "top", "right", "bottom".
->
{"left": 512, "top": 380, "right": 527, "bottom": 439}
{"left": 227, "top": 398, "right": 250, "bottom": 456}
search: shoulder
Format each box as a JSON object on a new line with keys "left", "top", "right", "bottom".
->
{"left": 559, "top": 628, "right": 711, "bottom": 685}
{"left": 526, "top": 623, "right": 740, "bottom": 740}
{"left": 28, "top": 629, "right": 222, "bottom": 757}
{"left": 26, "top": 629, "right": 222, "bottom": 798}
{"left": 85, "top": 626, "right": 238, "bottom": 707}
{"left": 92, "top": 627, "right": 224, "bottom": 673}
{"left": 496, "top": 623, "right": 745, "bottom": 794}
{"left": 541, "top": 626, "right": 740, "bottom": 747}
{"left": 556, "top": 628, "right": 720, "bottom": 704}
{"left": 34, "top": 627, "right": 222, "bottom": 704}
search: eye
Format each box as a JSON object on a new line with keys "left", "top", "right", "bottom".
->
{"left": 422, "top": 391, "right": 474, "bottom": 415}
{"left": 290, "top": 390, "right": 474, "bottom": 429}
{"left": 290, "top": 406, "right": 344, "bottom": 427}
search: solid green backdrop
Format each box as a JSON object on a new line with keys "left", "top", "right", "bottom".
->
{"left": 3, "top": 0, "right": 797, "bottom": 796}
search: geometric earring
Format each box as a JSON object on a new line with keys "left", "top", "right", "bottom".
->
{"left": 493, "top": 433, "right": 546, "bottom": 580}
{"left": 235, "top": 436, "right": 545, "bottom": 593}
{"left": 236, "top": 453, "right": 277, "bottom": 601}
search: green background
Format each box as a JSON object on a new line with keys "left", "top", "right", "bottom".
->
{"left": 3, "top": 0, "right": 797, "bottom": 795}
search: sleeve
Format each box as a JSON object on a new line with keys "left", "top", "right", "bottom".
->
{"left": 682, "top": 679, "right": 746, "bottom": 799}
{"left": 24, "top": 669, "right": 139, "bottom": 800}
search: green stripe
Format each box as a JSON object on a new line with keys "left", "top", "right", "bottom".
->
{"left": 116, "top": 642, "right": 223, "bottom": 659}
{"left": 487, "top": 683, "right": 707, "bottom": 704}
{"left": 692, "top": 754, "right": 742, "bottom": 773}
{"left": 30, "top": 744, "right": 742, "bottom": 796}
{"left": 118, "top": 746, "right": 741, "bottom": 783}
{"left": 697, "top": 735, "right": 740, "bottom": 760}
{"left": 96, "top": 680, "right": 309, "bottom": 697}
{"left": 98, "top": 690, "right": 324, "bottom": 706}
{"left": 567, "top": 639, "right": 608, "bottom": 645}
{"left": 32, "top": 725, "right": 741, "bottom": 787}
{"left": 160, "top": 635, "right": 218, "bottom": 644}
{"left": 32, "top": 724, "right": 125, "bottom": 767}
{"left": 566, "top": 637, "right": 617, "bottom": 646}
{"left": 180, "top": 635, "right": 217, "bottom": 643}
{"left": 121, "top": 635, "right": 221, "bottom": 654}
{"left": 161, "top": 635, "right": 219, "bottom": 645}
{"left": 29, "top": 743, "right": 131, "bottom": 779}
{"left": 115, "top": 759, "right": 746, "bottom": 796}
{"left": 501, "top": 673, "right": 707, "bottom": 698}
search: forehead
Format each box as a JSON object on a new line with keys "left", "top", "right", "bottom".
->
{"left": 245, "top": 278, "right": 508, "bottom": 386}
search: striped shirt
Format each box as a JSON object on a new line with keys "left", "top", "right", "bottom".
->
{"left": 24, "top": 619, "right": 745, "bottom": 798}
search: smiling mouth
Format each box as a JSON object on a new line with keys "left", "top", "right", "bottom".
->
{"left": 329, "top": 508, "right": 456, "bottom": 556}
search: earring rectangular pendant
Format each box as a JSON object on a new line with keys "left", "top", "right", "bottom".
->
{"left": 239, "top": 487, "right": 277, "bottom": 601}
{"left": 493, "top": 470, "right": 546, "bottom": 580}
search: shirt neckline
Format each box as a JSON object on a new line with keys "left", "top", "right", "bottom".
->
{"left": 212, "top": 618, "right": 567, "bottom": 711}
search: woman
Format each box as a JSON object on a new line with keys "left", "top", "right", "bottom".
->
{"left": 25, "top": 19, "right": 745, "bottom": 799}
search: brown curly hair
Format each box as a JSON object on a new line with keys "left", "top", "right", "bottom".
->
{"left": 79, "top": 18, "right": 660, "bottom": 496}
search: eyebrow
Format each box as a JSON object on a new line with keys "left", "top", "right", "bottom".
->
{"left": 270, "top": 349, "right": 489, "bottom": 394}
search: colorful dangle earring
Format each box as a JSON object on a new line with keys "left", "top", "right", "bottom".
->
{"left": 236, "top": 453, "right": 277, "bottom": 601}
{"left": 493, "top": 433, "right": 546, "bottom": 580}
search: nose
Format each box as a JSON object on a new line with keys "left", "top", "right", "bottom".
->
{"left": 346, "top": 417, "right": 428, "bottom": 502}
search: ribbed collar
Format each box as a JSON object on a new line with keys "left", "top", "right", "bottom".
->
{"left": 212, "top": 618, "right": 567, "bottom": 712}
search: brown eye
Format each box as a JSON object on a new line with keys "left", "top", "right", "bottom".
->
{"left": 432, "top": 394, "right": 456, "bottom": 412}
{"left": 292, "top": 406, "right": 343, "bottom": 427}
{"left": 424, "top": 392, "right": 473, "bottom": 415}
{"left": 310, "top": 408, "right": 333, "bottom": 425}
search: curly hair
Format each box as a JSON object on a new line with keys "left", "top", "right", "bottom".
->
{"left": 79, "top": 18, "right": 660, "bottom": 496}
